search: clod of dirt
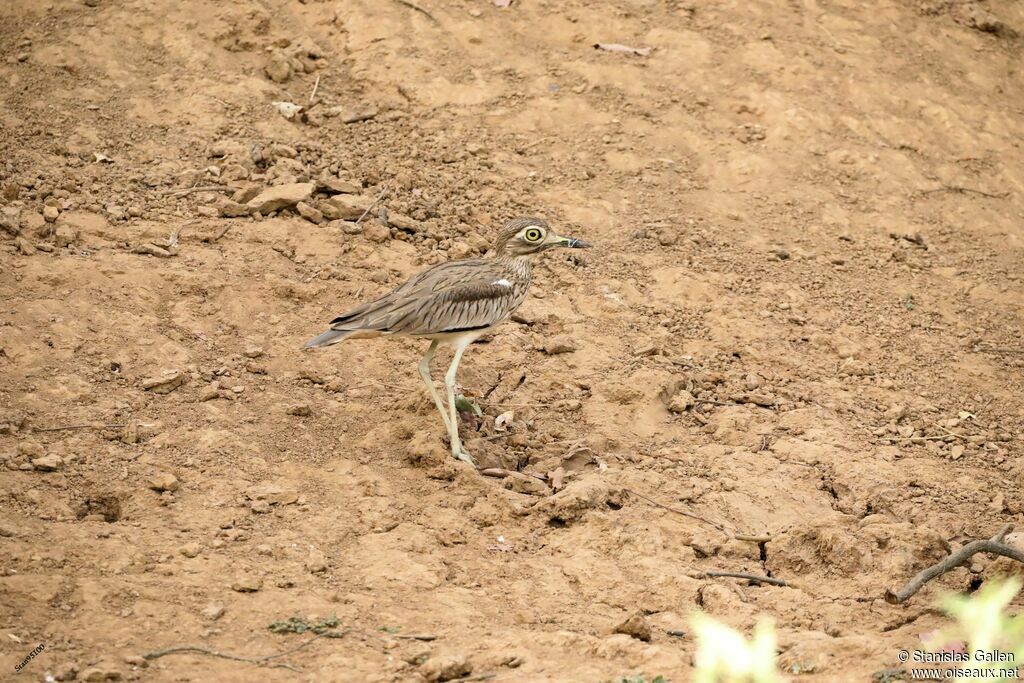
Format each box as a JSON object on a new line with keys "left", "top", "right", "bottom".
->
{"left": 296, "top": 201, "right": 323, "bottom": 224}
{"left": 264, "top": 52, "right": 293, "bottom": 83}
{"left": 542, "top": 335, "right": 577, "bottom": 354}
{"left": 15, "top": 237, "right": 36, "bottom": 255}
{"left": 666, "top": 390, "right": 696, "bottom": 413}
{"left": 214, "top": 197, "right": 251, "bottom": 218}
{"left": 201, "top": 602, "right": 226, "bottom": 621}
{"left": 420, "top": 654, "right": 472, "bottom": 682}
{"left": 246, "top": 183, "right": 314, "bottom": 214}
{"left": 533, "top": 478, "right": 624, "bottom": 524}
{"left": 286, "top": 403, "right": 311, "bottom": 416}
{"left": 613, "top": 612, "right": 653, "bottom": 642}
{"left": 362, "top": 220, "right": 391, "bottom": 243}
{"left": 142, "top": 370, "right": 184, "bottom": 393}
{"left": 18, "top": 441, "right": 45, "bottom": 458}
{"left": 231, "top": 574, "right": 263, "bottom": 592}
{"left": 147, "top": 472, "right": 180, "bottom": 492}
{"left": 52, "top": 662, "right": 79, "bottom": 681}
{"left": 31, "top": 454, "right": 64, "bottom": 471}
{"left": 327, "top": 194, "right": 376, "bottom": 220}
{"left": 306, "top": 548, "right": 328, "bottom": 573}
{"left": 43, "top": 205, "right": 60, "bottom": 222}
{"left": 317, "top": 175, "right": 361, "bottom": 194}
{"left": 179, "top": 542, "right": 201, "bottom": 558}
{"left": 80, "top": 664, "right": 122, "bottom": 681}
{"left": 245, "top": 484, "right": 299, "bottom": 506}
{"left": 76, "top": 494, "right": 122, "bottom": 522}
{"left": 54, "top": 224, "right": 77, "bottom": 247}
{"left": 501, "top": 472, "right": 551, "bottom": 496}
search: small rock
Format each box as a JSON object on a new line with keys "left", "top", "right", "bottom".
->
{"left": 362, "top": 220, "right": 390, "bottom": 243}
{"left": 179, "top": 542, "right": 201, "bottom": 558}
{"left": 613, "top": 612, "right": 653, "bottom": 642}
{"left": 296, "top": 201, "right": 323, "bottom": 224}
{"left": 246, "top": 183, "right": 314, "bottom": 214}
{"left": 327, "top": 194, "right": 375, "bottom": 220}
{"left": 543, "top": 336, "right": 577, "bottom": 354}
{"left": 231, "top": 574, "right": 263, "bottom": 592}
{"left": 306, "top": 549, "right": 328, "bottom": 573}
{"left": 286, "top": 403, "right": 311, "bottom": 416}
{"left": 317, "top": 175, "right": 361, "bottom": 194}
{"left": 142, "top": 370, "right": 184, "bottom": 394}
{"left": 950, "top": 444, "right": 965, "bottom": 460}
{"left": 53, "top": 661, "right": 80, "bottom": 681}
{"left": 54, "top": 224, "right": 77, "bottom": 247}
{"left": 147, "top": 472, "right": 180, "bottom": 492}
{"left": 667, "top": 390, "right": 696, "bottom": 414}
{"left": 31, "top": 454, "right": 64, "bottom": 471}
{"left": 420, "top": 654, "right": 472, "bottom": 682}
{"left": 81, "top": 665, "right": 122, "bottom": 681}
{"left": 250, "top": 500, "right": 271, "bottom": 514}
{"left": 202, "top": 602, "right": 225, "bottom": 621}
{"left": 387, "top": 211, "right": 421, "bottom": 233}
{"left": 18, "top": 441, "right": 44, "bottom": 458}
{"left": 264, "top": 53, "right": 292, "bottom": 83}
{"left": 43, "top": 205, "right": 60, "bottom": 222}
{"left": 243, "top": 345, "right": 264, "bottom": 358}
{"left": 232, "top": 184, "right": 261, "bottom": 204}
{"left": 214, "top": 197, "right": 251, "bottom": 218}
{"left": 133, "top": 243, "right": 173, "bottom": 258}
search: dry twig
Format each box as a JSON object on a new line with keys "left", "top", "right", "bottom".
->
{"left": 392, "top": 0, "right": 438, "bottom": 22}
{"left": 33, "top": 423, "right": 125, "bottom": 433}
{"left": 919, "top": 185, "right": 1008, "bottom": 199}
{"left": 885, "top": 525, "right": 1024, "bottom": 604}
{"left": 164, "top": 185, "right": 235, "bottom": 197}
{"left": 309, "top": 74, "right": 321, "bottom": 104}
{"left": 143, "top": 634, "right": 327, "bottom": 673}
{"left": 355, "top": 186, "right": 388, "bottom": 225}
{"left": 624, "top": 488, "right": 728, "bottom": 535}
{"left": 703, "top": 571, "right": 789, "bottom": 587}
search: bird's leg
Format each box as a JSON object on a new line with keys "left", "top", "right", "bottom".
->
{"left": 418, "top": 340, "right": 452, "bottom": 435}
{"left": 444, "top": 343, "right": 474, "bottom": 466}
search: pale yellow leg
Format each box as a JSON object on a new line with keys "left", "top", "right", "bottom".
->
{"left": 418, "top": 340, "right": 452, "bottom": 435}
{"left": 443, "top": 343, "right": 475, "bottom": 466}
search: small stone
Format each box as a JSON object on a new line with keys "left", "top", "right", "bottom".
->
{"left": 296, "top": 201, "right": 323, "bottom": 224}
{"left": 543, "top": 336, "right": 577, "bottom": 354}
{"left": 43, "top": 205, "right": 60, "bottom": 222}
{"left": 950, "top": 444, "right": 965, "bottom": 460}
{"left": 232, "top": 574, "right": 263, "bottom": 592}
{"left": 202, "top": 602, "right": 225, "bottom": 621}
{"left": 306, "top": 549, "right": 327, "bottom": 573}
{"left": 420, "top": 654, "right": 472, "bottom": 682}
{"left": 214, "top": 197, "right": 251, "bottom": 218}
{"left": 18, "top": 441, "right": 44, "bottom": 458}
{"left": 667, "top": 390, "right": 696, "bottom": 414}
{"left": 744, "top": 373, "right": 763, "bottom": 390}
{"left": 613, "top": 612, "right": 653, "bottom": 642}
{"left": 122, "top": 655, "right": 147, "bottom": 668}
{"left": 53, "top": 662, "right": 80, "bottom": 681}
{"left": 317, "top": 175, "right": 361, "bottom": 194}
{"left": 327, "top": 194, "right": 375, "bottom": 220}
{"left": 246, "top": 183, "right": 314, "bottom": 214}
{"left": 32, "top": 454, "right": 64, "bottom": 471}
{"left": 243, "top": 345, "right": 264, "bottom": 358}
{"left": 286, "top": 403, "right": 312, "bottom": 416}
{"left": 81, "top": 665, "right": 122, "bottom": 681}
{"left": 179, "top": 542, "right": 201, "bottom": 558}
{"left": 264, "top": 53, "right": 292, "bottom": 83}
{"left": 199, "top": 383, "right": 224, "bottom": 401}
{"left": 362, "top": 220, "right": 390, "bottom": 243}
{"left": 148, "top": 472, "right": 180, "bottom": 492}
{"left": 142, "top": 370, "right": 184, "bottom": 394}
{"left": 250, "top": 500, "right": 271, "bottom": 514}
{"left": 55, "top": 224, "right": 77, "bottom": 247}
{"left": 387, "top": 211, "right": 422, "bottom": 233}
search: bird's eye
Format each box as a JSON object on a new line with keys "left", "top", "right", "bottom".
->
{"left": 524, "top": 228, "right": 543, "bottom": 242}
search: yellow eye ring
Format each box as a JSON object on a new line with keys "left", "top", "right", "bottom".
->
{"left": 525, "top": 228, "right": 543, "bottom": 242}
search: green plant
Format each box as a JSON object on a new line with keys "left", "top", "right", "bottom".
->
{"left": 268, "top": 615, "right": 345, "bottom": 638}
{"left": 691, "top": 613, "right": 781, "bottom": 683}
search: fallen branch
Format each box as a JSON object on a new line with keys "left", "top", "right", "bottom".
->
{"left": 164, "top": 185, "right": 235, "bottom": 197}
{"left": 355, "top": 186, "right": 388, "bottom": 225}
{"left": 919, "top": 185, "right": 1008, "bottom": 199}
{"left": 885, "top": 525, "right": 1024, "bottom": 604}
{"left": 33, "top": 423, "right": 125, "bottom": 433}
{"left": 478, "top": 467, "right": 548, "bottom": 483}
{"left": 391, "top": 0, "right": 438, "bottom": 22}
{"left": 143, "top": 634, "right": 327, "bottom": 673}
{"left": 394, "top": 634, "right": 437, "bottom": 642}
{"left": 703, "top": 571, "right": 789, "bottom": 587}
{"left": 625, "top": 488, "right": 728, "bottom": 535}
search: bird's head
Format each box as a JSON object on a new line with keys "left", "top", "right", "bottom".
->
{"left": 494, "top": 216, "right": 591, "bottom": 257}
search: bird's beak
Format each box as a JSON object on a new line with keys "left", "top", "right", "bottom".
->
{"left": 556, "top": 235, "right": 591, "bottom": 249}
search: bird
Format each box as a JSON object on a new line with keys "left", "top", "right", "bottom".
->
{"left": 305, "top": 216, "right": 590, "bottom": 466}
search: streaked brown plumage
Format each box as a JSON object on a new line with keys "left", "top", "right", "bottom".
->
{"left": 305, "top": 216, "right": 590, "bottom": 465}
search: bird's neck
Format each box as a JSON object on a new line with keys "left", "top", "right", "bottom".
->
{"left": 497, "top": 253, "right": 532, "bottom": 279}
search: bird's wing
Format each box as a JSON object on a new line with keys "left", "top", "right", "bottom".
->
{"left": 327, "top": 259, "right": 516, "bottom": 335}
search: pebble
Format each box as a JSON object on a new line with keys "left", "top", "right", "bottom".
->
{"left": 54, "top": 224, "right": 77, "bottom": 247}
{"left": 231, "top": 574, "right": 263, "bottom": 592}
{"left": 317, "top": 175, "right": 361, "bottom": 194}
{"left": 31, "top": 454, "right": 63, "bottom": 471}
{"left": 202, "top": 602, "right": 225, "bottom": 620}
{"left": 264, "top": 53, "right": 292, "bottom": 83}
{"left": 81, "top": 665, "right": 122, "bottom": 681}
{"left": 142, "top": 370, "right": 184, "bottom": 394}
{"left": 43, "top": 205, "right": 59, "bottom": 222}
{"left": 420, "top": 654, "right": 472, "bottom": 682}
{"left": 306, "top": 549, "right": 328, "bottom": 573}
{"left": 666, "top": 390, "right": 696, "bottom": 414}
{"left": 147, "top": 472, "right": 180, "bottom": 492}
{"left": 950, "top": 444, "right": 965, "bottom": 460}
{"left": 215, "top": 197, "right": 250, "bottom": 218}
{"left": 296, "top": 201, "right": 323, "bottom": 224}
{"left": 18, "top": 441, "right": 44, "bottom": 458}
{"left": 543, "top": 336, "right": 577, "bottom": 354}
{"left": 286, "top": 403, "right": 312, "bottom": 416}
{"left": 246, "top": 183, "right": 314, "bottom": 214}
{"left": 179, "top": 542, "right": 201, "bottom": 558}
{"left": 613, "top": 612, "right": 653, "bottom": 642}
{"left": 362, "top": 220, "right": 390, "bottom": 243}
{"left": 243, "top": 345, "right": 264, "bottom": 358}
{"left": 327, "top": 194, "right": 375, "bottom": 220}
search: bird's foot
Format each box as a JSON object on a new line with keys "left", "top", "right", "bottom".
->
{"left": 452, "top": 448, "right": 476, "bottom": 467}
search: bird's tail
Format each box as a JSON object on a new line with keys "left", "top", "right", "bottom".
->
{"left": 304, "top": 328, "right": 354, "bottom": 349}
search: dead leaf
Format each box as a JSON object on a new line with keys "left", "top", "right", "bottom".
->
{"left": 594, "top": 43, "right": 653, "bottom": 57}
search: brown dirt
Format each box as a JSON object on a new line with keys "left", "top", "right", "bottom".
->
{"left": 2, "top": 0, "right": 1024, "bottom": 681}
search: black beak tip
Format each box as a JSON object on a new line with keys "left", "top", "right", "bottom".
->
{"left": 568, "top": 237, "right": 591, "bottom": 249}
